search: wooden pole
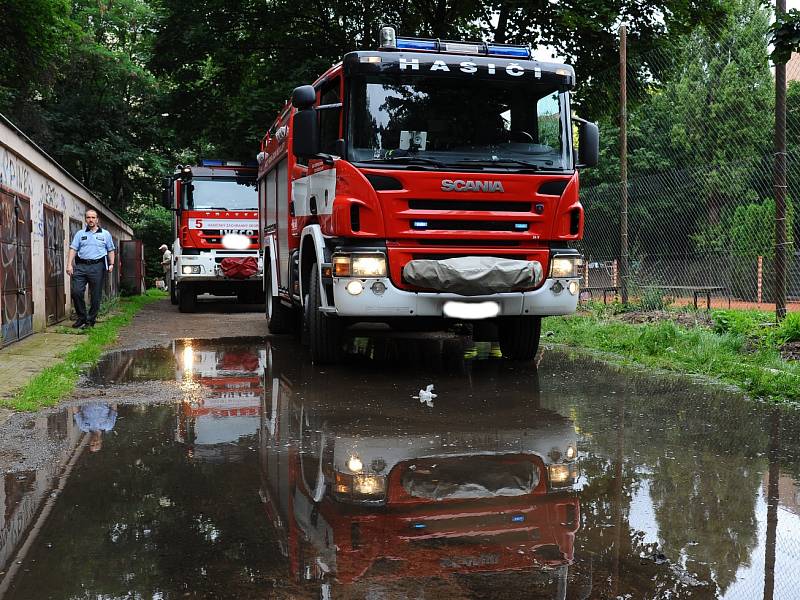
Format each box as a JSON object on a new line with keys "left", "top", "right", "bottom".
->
{"left": 776, "top": 0, "right": 788, "bottom": 320}
{"left": 620, "top": 24, "right": 629, "bottom": 304}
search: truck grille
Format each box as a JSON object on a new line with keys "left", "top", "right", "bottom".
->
{"left": 408, "top": 200, "right": 532, "bottom": 212}
{"left": 392, "top": 197, "right": 543, "bottom": 240}
{"left": 200, "top": 229, "right": 258, "bottom": 246}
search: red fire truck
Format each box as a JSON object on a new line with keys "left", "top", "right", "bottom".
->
{"left": 163, "top": 160, "right": 262, "bottom": 312}
{"left": 257, "top": 27, "right": 598, "bottom": 363}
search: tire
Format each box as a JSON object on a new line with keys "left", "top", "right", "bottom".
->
{"left": 169, "top": 278, "right": 178, "bottom": 305}
{"left": 266, "top": 270, "right": 295, "bottom": 334}
{"left": 498, "top": 316, "right": 541, "bottom": 360}
{"left": 307, "top": 262, "right": 344, "bottom": 364}
{"left": 178, "top": 284, "right": 196, "bottom": 313}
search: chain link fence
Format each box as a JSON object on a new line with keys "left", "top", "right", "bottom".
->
{"left": 575, "top": 3, "right": 800, "bottom": 310}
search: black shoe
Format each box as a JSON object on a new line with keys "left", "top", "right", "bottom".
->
{"left": 84, "top": 322, "right": 95, "bottom": 328}
{"left": 72, "top": 320, "right": 85, "bottom": 329}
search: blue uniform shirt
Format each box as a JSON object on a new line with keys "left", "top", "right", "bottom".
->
{"left": 74, "top": 403, "right": 117, "bottom": 432}
{"left": 70, "top": 226, "right": 115, "bottom": 260}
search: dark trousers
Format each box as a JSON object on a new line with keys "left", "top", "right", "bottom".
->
{"left": 71, "top": 262, "right": 106, "bottom": 324}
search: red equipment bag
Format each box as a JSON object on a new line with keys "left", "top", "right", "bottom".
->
{"left": 219, "top": 257, "right": 258, "bottom": 279}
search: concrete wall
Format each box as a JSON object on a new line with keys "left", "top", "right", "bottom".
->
{"left": 0, "top": 113, "right": 134, "bottom": 338}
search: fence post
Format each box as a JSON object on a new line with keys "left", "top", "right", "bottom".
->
{"left": 758, "top": 255, "right": 763, "bottom": 304}
{"left": 775, "top": 0, "right": 788, "bottom": 320}
{"left": 619, "top": 24, "right": 629, "bottom": 304}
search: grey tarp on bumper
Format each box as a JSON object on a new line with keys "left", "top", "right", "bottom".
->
{"left": 402, "top": 256, "right": 543, "bottom": 296}
{"left": 401, "top": 457, "right": 540, "bottom": 500}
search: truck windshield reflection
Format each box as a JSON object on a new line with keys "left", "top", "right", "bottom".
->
{"left": 258, "top": 339, "right": 587, "bottom": 598}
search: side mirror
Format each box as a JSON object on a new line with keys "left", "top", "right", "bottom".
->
{"left": 577, "top": 120, "right": 599, "bottom": 168}
{"left": 291, "top": 85, "right": 316, "bottom": 110}
{"left": 162, "top": 177, "right": 173, "bottom": 209}
{"left": 292, "top": 110, "right": 320, "bottom": 160}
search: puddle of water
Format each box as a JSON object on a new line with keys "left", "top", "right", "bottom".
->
{"left": 1, "top": 335, "right": 799, "bottom": 599}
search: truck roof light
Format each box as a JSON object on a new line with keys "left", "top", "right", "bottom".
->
{"left": 200, "top": 159, "right": 225, "bottom": 166}
{"left": 444, "top": 42, "right": 480, "bottom": 54}
{"left": 396, "top": 38, "right": 438, "bottom": 51}
{"left": 383, "top": 31, "right": 533, "bottom": 60}
{"left": 487, "top": 44, "right": 531, "bottom": 58}
{"left": 379, "top": 26, "right": 396, "bottom": 49}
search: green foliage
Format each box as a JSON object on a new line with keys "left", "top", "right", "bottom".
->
{"left": 546, "top": 310, "right": 800, "bottom": 402}
{"left": 711, "top": 309, "right": 772, "bottom": 337}
{"left": 634, "top": 287, "right": 674, "bottom": 311}
{"left": 124, "top": 202, "right": 172, "bottom": 283}
{"left": 730, "top": 197, "right": 794, "bottom": 259}
{"left": 770, "top": 8, "right": 800, "bottom": 64}
{"left": 775, "top": 312, "right": 800, "bottom": 343}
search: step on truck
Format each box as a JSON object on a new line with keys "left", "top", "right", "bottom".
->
{"left": 257, "top": 27, "right": 598, "bottom": 363}
{"left": 163, "top": 160, "right": 263, "bottom": 312}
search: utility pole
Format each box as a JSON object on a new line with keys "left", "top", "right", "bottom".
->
{"left": 620, "top": 24, "right": 629, "bottom": 304}
{"left": 776, "top": 0, "right": 788, "bottom": 320}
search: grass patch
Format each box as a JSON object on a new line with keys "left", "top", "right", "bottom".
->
{"left": 3, "top": 290, "right": 166, "bottom": 411}
{"left": 545, "top": 307, "right": 800, "bottom": 402}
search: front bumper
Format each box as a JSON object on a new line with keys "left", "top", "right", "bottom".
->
{"left": 175, "top": 252, "right": 262, "bottom": 282}
{"left": 331, "top": 275, "right": 580, "bottom": 317}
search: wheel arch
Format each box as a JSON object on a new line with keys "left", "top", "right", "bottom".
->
{"left": 299, "top": 225, "right": 331, "bottom": 308}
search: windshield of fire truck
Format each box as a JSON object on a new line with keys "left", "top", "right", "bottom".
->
{"left": 182, "top": 177, "right": 257, "bottom": 211}
{"left": 348, "top": 75, "right": 569, "bottom": 170}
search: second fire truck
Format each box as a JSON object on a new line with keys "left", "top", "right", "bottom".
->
{"left": 164, "top": 160, "right": 262, "bottom": 312}
{"left": 257, "top": 27, "right": 598, "bottom": 363}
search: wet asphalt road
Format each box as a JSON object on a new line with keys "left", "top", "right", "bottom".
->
{"left": 1, "top": 301, "right": 800, "bottom": 599}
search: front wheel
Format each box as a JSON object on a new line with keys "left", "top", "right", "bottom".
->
{"left": 266, "top": 269, "right": 295, "bottom": 334}
{"left": 307, "top": 263, "right": 344, "bottom": 364}
{"left": 497, "top": 316, "right": 541, "bottom": 360}
{"left": 178, "top": 284, "right": 196, "bottom": 313}
{"left": 169, "top": 278, "right": 178, "bottom": 305}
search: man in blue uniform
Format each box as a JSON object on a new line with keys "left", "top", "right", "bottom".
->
{"left": 67, "top": 209, "right": 115, "bottom": 328}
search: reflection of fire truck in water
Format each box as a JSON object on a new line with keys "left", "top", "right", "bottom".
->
{"left": 258, "top": 339, "right": 588, "bottom": 597}
{"left": 162, "top": 160, "right": 263, "bottom": 313}
{"left": 175, "top": 340, "right": 265, "bottom": 461}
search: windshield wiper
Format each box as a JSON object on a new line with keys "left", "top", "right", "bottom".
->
{"left": 454, "top": 158, "right": 543, "bottom": 170}
{"left": 357, "top": 156, "right": 447, "bottom": 168}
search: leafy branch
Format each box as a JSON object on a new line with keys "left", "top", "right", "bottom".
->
{"left": 770, "top": 8, "right": 800, "bottom": 64}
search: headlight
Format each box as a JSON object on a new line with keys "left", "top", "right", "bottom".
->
{"left": 352, "top": 255, "right": 387, "bottom": 277}
{"left": 182, "top": 265, "right": 202, "bottom": 274}
{"left": 332, "top": 254, "right": 387, "bottom": 278}
{"left": 550, "top": 255, "right": 582, "bottom": 278}
{"left": 548, "top": 463, "right": 578, "bottom": 488}
{"left": 334, "top": 471, "right": 386, "bottom": 503}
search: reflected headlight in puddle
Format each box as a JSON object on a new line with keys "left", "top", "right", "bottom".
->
{"left": 548, "top": 463, "right": 578, "bottom": 488}
{"left": 334, "top": 471, "right": 387, "bottom": 503}
{"left": 182, "top": 345, "right": 194, "bottom": 374}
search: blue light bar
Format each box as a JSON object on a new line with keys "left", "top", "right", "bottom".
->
{"left": 396, "top": 38, "right": 438, "bottom": 51}
{"left": 411, "top": 522, "right": 427, "bottom": 529}
{"left": 511, "top": 515, "right": 525, "bottom": 523}
{"left": 200, "top": 159, "right": 225, "bottom": 166}
{"left": 487, "top": 45, "right": 531, "bottom": 59}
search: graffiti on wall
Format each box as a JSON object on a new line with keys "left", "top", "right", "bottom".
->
{"left": 44, "top": 207, "right": 66, "bottom": 324}
{"left": 0, "top": 191, "right": 33, "bottom": 346}
{"left": 0, "top": 148, "right": 34, "bottom": 199}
